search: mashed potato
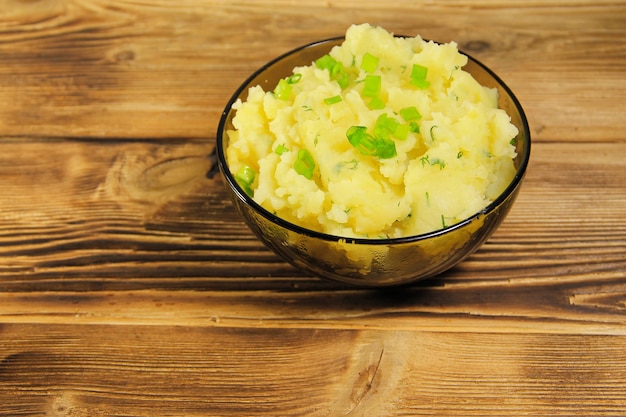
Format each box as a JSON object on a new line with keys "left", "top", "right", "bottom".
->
{"left": 226, "top": 24, "right": 518, "bottom": 238}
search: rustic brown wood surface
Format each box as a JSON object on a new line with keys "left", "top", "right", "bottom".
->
{"left": 1, "top": 1, "right": 625, "bottom": 416}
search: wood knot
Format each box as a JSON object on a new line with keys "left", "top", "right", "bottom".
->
{"left": 113, "top": 49, "right": 135, "bottom": 63}
{"left": 463, "top": 40, "right": 491, "bottom": 53}
{"left": 105, "top": 47, "right": 137, "bottom": 65}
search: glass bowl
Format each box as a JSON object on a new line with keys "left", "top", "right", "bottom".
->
{"left": 216, "top": 37, "right": 530, "bottom": 287}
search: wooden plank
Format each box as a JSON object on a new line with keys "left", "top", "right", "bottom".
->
{"left": 1, "top": 324, "right": 626, "bottom": 416}
{"left": 1, "top": 2, "right": 624, "bottom": 416}
{"left": 0, "top": 140, "right": 623, "bottom": 288}
{"left": 0, "top": 1, "right": 624, "bottom": 141}
{"left": 0, "top": 139, "right": 624, "bottom": 333}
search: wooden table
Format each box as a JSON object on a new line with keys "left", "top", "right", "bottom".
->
{"left": 1, "top": 1, "right": 625, "bottom": 415}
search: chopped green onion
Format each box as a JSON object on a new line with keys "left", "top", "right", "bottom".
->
{"left": 374, "top": 113, "right": 398, "bottom": 138}
{"left": 411, "top": 64, "right": 428, "bottom": 80}
{"left": 346, "top": 125, "right": 397, "bottom": 159}
{"left": 393, "top": 123, "right": 411, "bottom": 140}
{"left": 409, "top": 121, "right": 420, "bottom": 133}
{"left": 324, "top": 95, "right": 343, "bottom": 105}
{"left": 360, "top": 52, "right": 379, "bottom": 73}
{"left": 441, "top": 214, "right": 447, "bottom": 228}
{"left": 399, "top": 106, "right": 422, "bottom": 121}
{"left": 235, "top": 165, "right": 256, "bottom": 197}
{"left": 287, "top": 73, "right": 302, "bottom": 84}
{"left": 346, "top": 126, "right": 377, "bottom": 156}
{"left": 375, "top": 138, "right": 397, "bottom": 159}
{"left": 315, "top": 54, "right": 350, "bottom": 89}
{"left": 374, "top": 114, "right": 396, "bottom": 140}
{"left": 235, "top": 165, "right": 255, "bottom": 185}
{"left": 331, "top": 61, "right": 350, "bottom": 89}
{"left": 410, "top": 64, "right": 430, "bottom": 89}
{"left": 362, "top": 74, "right": 381, "bottom": 97}
{"left": 367, "top": 96, "right": 386, "bottom": 110}
{"left": 273, "top": 78, "right": 292, "bottom": 100}
{"left": 374, "top": 113, "right": 410, "bottom": 140}
{"left": 457, "top": 151, "right": 463, "bottom": 158}
{"left": 315, "top": 54, "right": 337, "bottom": 71}
{"left": 275, "top": 144, "right": 288, "bottom": 155}
{"left": 294, "top": 149, "right": 315, "bottom": 179}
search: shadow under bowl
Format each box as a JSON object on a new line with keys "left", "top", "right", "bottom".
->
{"left": 216, "top": 37, "right": 530, "bottom": 287}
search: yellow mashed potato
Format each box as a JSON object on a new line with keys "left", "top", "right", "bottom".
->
{"left": 226, "top": 24, "right": 518, "bottom": 238}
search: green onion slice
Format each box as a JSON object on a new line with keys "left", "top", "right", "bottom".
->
{"left": 360, "top": 52, "right": 379, "bottom": 73}
{"left": 399, "top": 106, "right": 422, "bottom": 121}
{"left": 367, "top": 96, "right": 386, "bottom": 110}
{"left": 346, "top": 125, "right": 397, "bottom": 159}
{"left": 330, "top": 61, "right": 350, "bottom": 89}
{"left": 346, "top": 126, "right": 377, "bottom": 156}
{"left": 324, "top": 95, "right": 343, "bottom": 105}
{"left": 375, "top": 137, "right": 397, "bottom": 159}
{"left": 362, "top": 74, "right": 381, "bottom": 97}
{"left": 374, "top": 113, "right": 410, "bottom": 140}
{"left": 235, "top": 165, "right": 255, "bottom": 185}
{"left": 273, "top": 78, "right": 292, "bottom": 100}
{"left": 315, "top": 54, "right": 349, "bottom": 88}
{"left": 275, "top": 144, "right": 288, "bottom": 155}
{"left": 294, "top": 149, "right": 316, "bottom": 179}
{"left": 393, "top": 123, "right": 411, "bottom": 140}
{"left": 374, "top": 113, "right": 396, "bottom": 140}
{"left": 287, "top": 73, "right": 302, "bottom": 84}
{"left": 315, "top": 54, "right": 337, "bottom": 71}
{"left": 235, "top": 165, "right": 256, "bottom": 197}
{"left": 410, "top": 64, "right": 431, "bottom": 89}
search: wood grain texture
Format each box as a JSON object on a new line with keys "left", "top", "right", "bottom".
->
{"left": 0, "top": 1, "right": 624, "bottom": 140}
{"left": 2, "top": 324, "right": 626, "bottom": 416}
{"left": 1, "top": 1, "right": 625, "bottom": 416}
{"left": 0, "top": 138, "right": 624, "bottom": 334}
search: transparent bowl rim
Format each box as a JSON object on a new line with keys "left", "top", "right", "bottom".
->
{"left": 216, "top": 36, "right": 531, "bottom": 246}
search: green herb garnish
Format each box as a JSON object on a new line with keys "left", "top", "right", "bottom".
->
{"left": 235, "top": 165, "right": 256, "bottom": 197}
{"left": 346, "top": 126, "right": 377, "bottom": 156}
{"left": 287, "top": 73, "right": 302, "bottom": 84}
{"left": 346, "top": 125, "right": 397, "bottom": 159}
{"left": 429, "top": 125, "right": 437, "bottom": 141}
{"left": 275, "top": 144, "right": 288, "bottom": 155}
{"left": 273, "top": 78, "right": 292, "bottom": 100}
{"left": 393, "top": 123, "right": 411, "bottom": 140}
{"left": 362, "top": 74, "right": 381, "bottom": 97}
{"left": 324, "top": 95, "right": 343, "bottom": 105}
{"left": 315, "top": 54, "right": 350, "bottom": 89}
{"left": 315, "top": 54, "right": 336, "bottom": 71}
{"left": 331, "top": 61, "right": 350, "bottom": 89}
{"left": 294, "top": 149, "right": 316, "bottom": 179}
{"left": 399, "top": 106, "right": 422, "bottom": 122}
{"left": 360, "top": 52, "right": 379, "bottom": 73}
{"left": 410, "top": 64, "right": 430, "bottom": 89}
{"left": 367, "top": 96, "right": 386, "bottom": 110}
